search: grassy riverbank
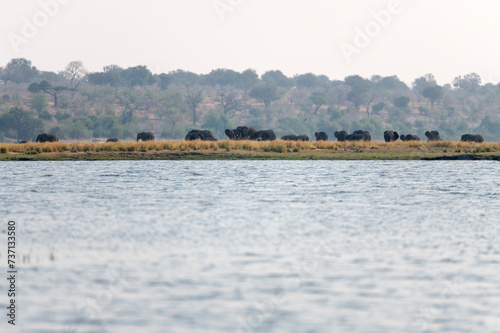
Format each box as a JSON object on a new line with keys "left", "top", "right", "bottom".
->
{"left": 0, "top": 140, "right": 499, "bottom": 161}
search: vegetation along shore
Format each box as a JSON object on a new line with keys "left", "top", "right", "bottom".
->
{"left": 0, "top": 140, "right": 498, "bottom": 161}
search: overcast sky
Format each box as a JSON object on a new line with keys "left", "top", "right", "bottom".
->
{"left": 1, "top": 0, "right": 500, "bottom": 85}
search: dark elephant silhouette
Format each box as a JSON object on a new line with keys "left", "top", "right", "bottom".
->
{"left": 185, "top": 130, "right": 217, "bottom": 141}
{"left": 225, "top": 129, "right": 239, "bottom": 140}
{"left": 346, "top": 130, "right": 371, "bottom": 141}
{"left": 297, "top": 135, "right": 309, "bottom": 141}
{"left": 334, "top": 130, "right": 348, "bottom": 141}
{"left": 281, "top": 134, "right": 309, "bottom": 141}
{"left": 281, "top": 134, "right": 298, "bottom": 141}
{"left": 400, "top": 134, "right": 420, "bottom": 141}
{"left": 314, "top": 132, "right": 328, "bottom": 141}
{"left": 137, "top": 132, "right": 155, "bottom": 142}
{"left": 225, "top": 126, "right": 258, "bottom": 140}
{"left": 106, "top": 138, "right": 119, "bottom": 142}
{"left": 237, "top": 126, "right": 257, "bottom": 139}
{"left": 461, "top": 134, "right": 484, "bottom": 143}
{"left": 425, "top": 131, "right": 441, "bottom": 141}
{"left": 36, "top": 133, "right": 59, "bottom": 143}
{"left": 384, "top": 130, "right": 399, "bottom": 142}
{"left": 251, "top": 130, "right": 276, "bottom": 141}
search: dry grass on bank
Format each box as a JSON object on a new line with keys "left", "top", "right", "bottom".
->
{"left": 0, "top": 140, "right": 499, "bottom": 155}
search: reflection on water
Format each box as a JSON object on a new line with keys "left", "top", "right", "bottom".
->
{"left": 0, "top": 161, "right": 499, "bottom": 333}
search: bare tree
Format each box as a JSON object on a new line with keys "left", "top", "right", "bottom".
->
{"left": 63, "top": 61, "right": 88, "bottom": 89}
{"left": 185, "top": 86, "right": 203, "bottom": 126}
{"left": 214, "top": 90, "right": 242, "bottom": 118}
{"left": 117, "top": 88, "right": 154, "bottom": 123}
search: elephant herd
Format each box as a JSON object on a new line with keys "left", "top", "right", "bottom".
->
{"left": 223, "top": 126, "right": 277, "bottom": 141}
{"left": 27, "top": 129, "right": 486, "bottom": 144}
{"left": 382, "top": 130, "right": 484, "bottom": 143}
{"left": 383, "top": 131, "right": 421, "bottom": 142}
{"left": 334, "top": 130, "right": 371, "bottom": 141}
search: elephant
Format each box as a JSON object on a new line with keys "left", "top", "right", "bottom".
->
{"left": 106, "top": 138, "right": 119, "bottom": 142}
{"left": 347, "top": 130, "right": 371, "bottom": 141}
{"left": 400, "top": 134, "right": 420, "bottom": 141}
{"left": 425, "top": 131, "right": 441, "bottom": 141}
{"left": 281, "top": 134, "right": 310, "bottom": 141}
{"left": 251, "top": 129, "right": 276, "bottom": 141}
{"left": 236, "top": 126, "right": 257, "bottom": 139}
{"left": 19, "top": 141, "right": 28, "bottom": 144}
{"left": 137, "top": 132, "right": 155, "bottom": 142}
{"left": 384, "top": 130, "right": 399, "bottom": 142}
{"left": 281, "top": 134, "right": 299, "bottom": 141}
{"left": 225, "top": 126, "right": 258, "bottom": 140}
{"left": 297, "top": 135, "right": 310, "bottom": 141}
{"left": 315, "top": 132, "right": 328, "bottom": 141}
{"left": 461, "top": 134, "right": 484, "bottom": 143}
{"left": 36, "top": 133, "right": 59, "bottom": 143}
{"left": 185, "top": 130, "right": 217, "bottom": 141}
{"left": 334, "top": 130, "right": 348, "bottom": 142}
{"left": 225, "top": 129, "right": 240, "bottom": 140}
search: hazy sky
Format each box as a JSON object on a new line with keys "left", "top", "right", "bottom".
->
{"left": 2, "top": 0, "right": 500, "bottom": 85}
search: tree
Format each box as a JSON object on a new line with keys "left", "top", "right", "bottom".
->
{"left": 345, "top": 75, "right": 369, "bottom": 89}
{"left": 452, "top": 73, "right": 481, "bottom": 92}
{"left": 345, "top": 75, "right": 378, "bottom": 116}
{"left": 371, "top": 102, "right": 385, "bottom": 115}
{"left": 157, "top": 73, "right": 173, "bottom": 91}
{"left": 121, "top": 66, "right": 154, "bottom": 87}
{"left": 214, "top": 90, "right": 242, "bottom": 118}
{"left": 238, "top": 69, "right": 259, "bottom": 97}
{"left": 295, "top": 73, "right": 321, "bottom": 89}
{"left": 393, "top": 96, "right": 410, "bottom": 109}
{"left": 249, "top": 84, "right": 280, "bottom": 107}
{"left": 201, "top": 113, "right": 230, "bottom": 139}
{"left": 309, "top": 91, "right": 328, "bottom": 114}
{"left": 39, "top": 71, "right": 63, "bottom": 83}
{"left": 204, "top": 68, "right": 240, "bottom": 88}
{"left": 185, "top": 86, "right": 204, "bottom": 126}
{"left": 2, "top": 106, "right": 44, "bottom": 141}
{"left": 0, "top": 66, "right": 4, "bottom": 85}
{"left": 249, "top": 84, "right": 280, "bottom": 126}
{"left": 117, "top": 89, "right": 154, "bottom": 123}
{"left": 346, "top": 88, "right": 363, "bottom": 110}
{"left": 169, "top": 70, "right": 201, "bottom": 86}
{"left": 376, "top": 75, "right": 409, "bottom": 91}
{"left": 28, "top": 80, "right": 67, "bottom": 108}
{"left": 63, "top": 61, "right": 88, "bottom": 89}
{"left": 87, "top": 65, "right": 124, "bottom": 95}
{"left": 30, "top": 93, "right": 48, "bottom": 115}
{"left": 1, "top": 58, "right": 39, "bottom": 85}
{"left": 328, "top": 85, "right": 348, "bottom": 109}
{"left": 158, "top": 91, "right": 185, "bottom": 138}
{"left": 412, "top": 74, "right": 436, "bottom": 103}
{"left": 261, "top": 70, "right": 293, "bottom": 88}
{"left": 422, "top": 85, "right": 443, "bottom": 108}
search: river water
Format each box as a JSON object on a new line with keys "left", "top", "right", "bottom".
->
{"left": 0, "top": 161, "right": 499, "bottom": 333}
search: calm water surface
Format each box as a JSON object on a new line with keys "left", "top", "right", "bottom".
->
{"left": 0, "top": 161, "right": 499, "bottom": 333}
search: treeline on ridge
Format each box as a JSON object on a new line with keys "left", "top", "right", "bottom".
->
{"left": 0, "top": 58, "right": 499, "bottom": 143}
